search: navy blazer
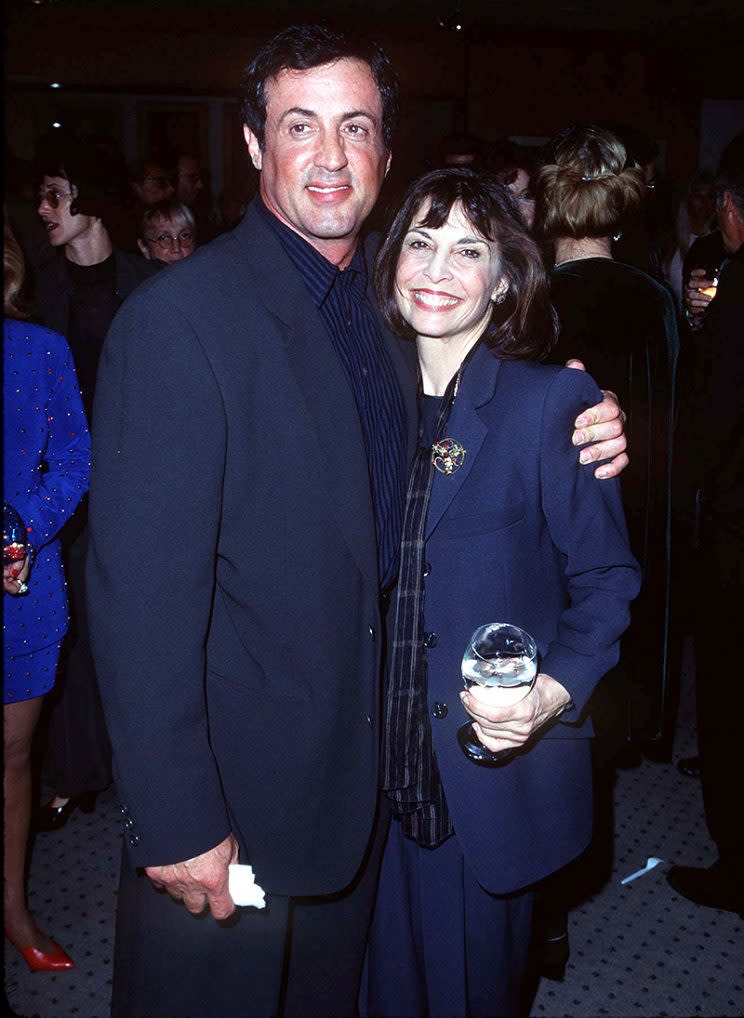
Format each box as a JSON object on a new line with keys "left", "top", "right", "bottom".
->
{"left": 421, "top": 345, "right": 641, "bottom": 894}
{"left": 87, "top": 203, "right": 417, "bottom": 895}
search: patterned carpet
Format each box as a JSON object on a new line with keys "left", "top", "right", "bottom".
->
{"left": 5, "top": 639, "right": 743, "bottom": 1018}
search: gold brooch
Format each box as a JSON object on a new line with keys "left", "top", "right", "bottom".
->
{"left": 431, "top": 438, "right": 466, "bottom": 475}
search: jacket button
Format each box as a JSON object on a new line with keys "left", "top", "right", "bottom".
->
{"left": 423, "top": 632, "right": 438, "bottom": 648}
{"left": 423, "top": 562, "right": 432, "bottom": 577}
{"left": 432, "top": 701, "right": 448, "bottom": 719}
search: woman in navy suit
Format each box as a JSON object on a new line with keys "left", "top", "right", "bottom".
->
{"left": 363, "top": 169, "right": 641, "bottom": 1017}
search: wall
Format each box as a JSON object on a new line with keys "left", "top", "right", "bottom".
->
{"left": 6, "top": 8, "right": 744, "bottom": 186}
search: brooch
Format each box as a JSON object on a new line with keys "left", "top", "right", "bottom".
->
{"left": 431, "top": 438, "right": 466, "bottom": 475}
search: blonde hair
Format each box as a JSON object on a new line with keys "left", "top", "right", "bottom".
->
{"left": 536, "top": 125, "right": 646, "bottom": 240}
{"left": 4, "top": 216, "right": 29, "bottom": 320}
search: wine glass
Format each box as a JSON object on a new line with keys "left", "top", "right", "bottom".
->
{"left": 697, "top": 263, "right": 721, "bottom": 300}
{"left": 458, "top": 622, "right": 538, "bottom": 763}
{"left": 3, "top": 503, "right": 28, "bottom": 567}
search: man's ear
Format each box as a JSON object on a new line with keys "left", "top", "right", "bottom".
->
{"left": 244, "top": 126, "right": 263, "bottom": 172}
{"left": 137, "top": 240, "right": 151, "bottom": 259}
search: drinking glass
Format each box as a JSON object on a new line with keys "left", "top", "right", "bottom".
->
{"left": 458, "top": 622, "right": 538, "bottom": 763}
{"left": 3, "top": 503, "right": 28, "bottom": 567}
{"left": 697, "top": 264, "right": 721, "bottom": 300}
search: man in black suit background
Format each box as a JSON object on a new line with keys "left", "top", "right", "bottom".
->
{"left": 668, "top": 132, "right": 744, "bottom": 919}
{"left": 87, "top": 24, "right": 628, "bottom": 1018}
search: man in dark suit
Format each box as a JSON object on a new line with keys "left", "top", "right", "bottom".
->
{"left": 87, "top": 24, "right": 628, "bottom": 1018}
{"left": 667, "top": 132, "right": 744, "bottom": 919}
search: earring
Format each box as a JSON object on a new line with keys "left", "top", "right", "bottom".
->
{"left": 492, "top": 291, "right": 506, "bottom": 305}
{"left": 613, "top": 232, "right": 622, "bottom": 242}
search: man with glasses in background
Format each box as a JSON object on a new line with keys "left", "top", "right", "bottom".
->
{"left": 128, "top": 156, "right": 175, "bottom": 207}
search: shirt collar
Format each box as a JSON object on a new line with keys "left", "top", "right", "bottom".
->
{"left": 256, "top": 195, "right": 367, "bottom": 307}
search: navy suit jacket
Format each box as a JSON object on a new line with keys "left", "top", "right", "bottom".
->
{"left": 87, "top": 202, "right": 417, "bottom": 895}
{"left": 421, "top": 345, "right": 641, "bottom": 893}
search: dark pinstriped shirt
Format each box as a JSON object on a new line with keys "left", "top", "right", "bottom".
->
{"left": 257, "top": 199, "right": 408, "bottom": 590}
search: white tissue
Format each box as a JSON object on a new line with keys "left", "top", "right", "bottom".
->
{"left": 228, "top": 864, "right": 267, "bottom": 908}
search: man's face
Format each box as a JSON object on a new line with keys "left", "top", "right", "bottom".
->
{"left": 245, "top": 58, "right": 391, "bottom": 266}
{"left": 177, "top": 156, "right": 203, "bottom": 207}
{"left": 132, "top": 162, "right": 175, "bottom": 206}
{"left": 37, "top": 175, "right": 95, "bottom": 247}
{"left": 716, "top": 190, "right": 744, "bottom": 253}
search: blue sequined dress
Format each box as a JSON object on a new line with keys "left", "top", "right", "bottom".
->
{"left": 3, "top": 318, "right": 90, "bottom": 703}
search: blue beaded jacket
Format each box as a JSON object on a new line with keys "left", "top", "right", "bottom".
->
{"left": 3, "top": 318, "right": 90, "bottom": 657}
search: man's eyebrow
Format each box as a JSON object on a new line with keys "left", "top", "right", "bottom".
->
{"left": 277, "top": 107, "right": 379, "bottom": 124}
{"left": 340, "top": 109, "right": 378, "bottom": 123}
{"left": 278, "top": 107, "right": 317, "bottom": 124}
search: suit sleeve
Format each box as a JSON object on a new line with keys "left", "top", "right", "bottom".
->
{"left": 538, "top": 368, "right": 642, "bottom": 720}
{"left": 87, "top": 287, "right": 232, "bottom": 867}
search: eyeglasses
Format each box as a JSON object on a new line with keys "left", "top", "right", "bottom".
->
{"left": 146, "top": 229, "right": 194, "bottom": 249}
{"left": 38, "top": 186, "right": 74, "bottom": 208}
{"left": 142, "top": 176, "right": 173, "bottom": 188}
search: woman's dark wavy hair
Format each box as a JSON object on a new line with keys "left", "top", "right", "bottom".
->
{"left": 241, "top": 23, "right": 399, "bottom": 153}
{"left": 35, "top": 138, "right": 125, "bottom": 220}
{"left": 374, "top": 168, "right": 558, "bottom": 360}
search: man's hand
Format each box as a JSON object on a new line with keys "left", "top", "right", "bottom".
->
{"left": 460, "top": 672, "right": 572, "bottom": 755}
{"left": 566, "top": 359, "right": 628, "bottom": 479}
{"left": 684, "top": 267, "right": 715, "bottom": 323}
{"left": 4, "top": 555, "right": 30, "bottom": 596}
{"left": 145, "top": 833, "right": 239, "bottom": 920}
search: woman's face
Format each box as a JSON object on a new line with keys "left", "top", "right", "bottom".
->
{"left": 138, "top": 214, "right": 196, "bottom": 264}
{"left": 507, "top": 168, "right": 535, "bottom": 230}
{"left": 394, "top": 202, "right": 505, "bottom": 346}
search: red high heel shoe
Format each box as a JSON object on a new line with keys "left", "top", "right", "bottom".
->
{"left": 5, "top": 931, "right": 76, "bottom": 971}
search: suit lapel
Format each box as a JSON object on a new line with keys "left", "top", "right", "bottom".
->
{"left": 231, "top": 205, "right": 378, "bottom": 588}
{"left": 425, "top": 345, "right": 502, "bottom": 540}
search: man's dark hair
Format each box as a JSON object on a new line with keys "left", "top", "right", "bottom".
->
{"left": 35, "top": 137, "right": 125, "bottom": 221}
{"left": 127, "top": 155, "right": 175, "bottom": 185}
{"left": 373, "top": 167, "right": 557, "bottom": 361}
{"left": 240, "top": 23, "right": 399, "bottom": 152}
{"left": 716, "top": 130, "right": 744, "bottom": 219}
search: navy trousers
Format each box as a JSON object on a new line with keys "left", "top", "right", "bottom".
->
{"left": 362, "top": 817, "right": 535, "bottom": 1018}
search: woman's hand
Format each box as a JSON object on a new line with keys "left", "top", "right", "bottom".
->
{"left": 459, "top": 672, "right": 572, "bottom": 755}
{"left": 4, "top": 555, "right": 30, "bottom": 596}
{"left": 566, "top": 359, "right": 628, "bottom": 479}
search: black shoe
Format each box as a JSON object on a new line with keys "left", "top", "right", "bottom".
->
{"left": 667, "top": 862, "right": 744, "bottom": 918}
{"left": 676, "top": 755, "right": 701, "bottom": 778}
{"left": 34, "top": 791, "right": 97, "bottom": 833}
{"left": 539, "top": 931, "right": 570, "bottom": 981}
